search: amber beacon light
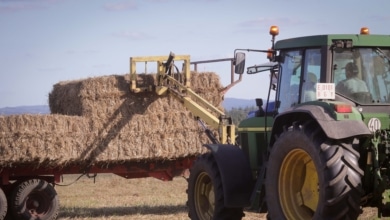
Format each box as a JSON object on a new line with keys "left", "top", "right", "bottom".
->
{"left": 269, "top": 26, "right": 279, "bottom": 37}
{"left": 360, "top": 27, "right": 370, "bottom": 35}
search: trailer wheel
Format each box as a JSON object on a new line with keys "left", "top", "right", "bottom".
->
{"left": 265, "top": 121, "right": 363, "bottom": 220}
{"left": 10, "top": 179, "right": 59, "bottom": 220}
{"left": 187, "top": 153, "right": 244, "bottom": 220}
{"left": 0, "top": 188, "right": 7, "bottom": 219}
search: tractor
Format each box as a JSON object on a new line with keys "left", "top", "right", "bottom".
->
{"left": 187, "top": 26, "right": 390, "bottom": 219}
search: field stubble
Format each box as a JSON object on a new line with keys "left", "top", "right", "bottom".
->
{"left": 56, "top": 174, "right": 377, "bottom": 220}
{"left": 56, "top": 174, "right": 264, "bottom": 220}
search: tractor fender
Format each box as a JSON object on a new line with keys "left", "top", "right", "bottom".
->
{"left": 203, "top": 144, "right": 253, "bottom": 208}
{"left": 270, "top": 104, "right": 371, "bottom": 145}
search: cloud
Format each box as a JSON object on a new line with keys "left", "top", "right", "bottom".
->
{"left": 83, "top": 49, "right": 100, "bottom": 54}
{"left": 233, "top": 17, "right": 306, "bottom": 36}
{"left": 112, "top": 31, "right": 150, "bottom": 40}
{"left": 65, "top": 49, "right": 100, "bottom": 55}
{"left": 145, "top": 0, "right": 218, "bottom": 2}
{"left": 185, "top": 0, "right": 220, "bottom": 2}
{"left": 0, "top": 2, "right": 45, "bottom": 12}
{"left": 0, "top": 0, "right": 64, "bottom": 13}
{"left": 103, "top": 1, "right": 138, "bottom": 11}
{"left": 0, "top": 0, "right": 61, "bottom": 2}
{"left": 92, "top": 64, "right": 110, "bottom": 69}
{"left": 239, "top": 17, "right": 302, "bottom": 28}
{"left": 37, "top": 66, "right": 64, "bottom": 72}
{"left": 66, "top": 49, "right": 76, "bottom": 55}
{"left": 367, "top": 15, "right": 390, "bottom": 21}
{"left": 145, "top": 0, "right": 170, "bottom": 3}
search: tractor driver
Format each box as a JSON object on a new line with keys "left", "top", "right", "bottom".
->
{"left": 336, "top": 62, "right": 369, "bottom": 97}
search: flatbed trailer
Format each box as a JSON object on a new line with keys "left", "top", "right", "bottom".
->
{"left": 0, "top": 156, "right": 195, "bottom": 219}
{"left": 0, "top": 54, "right": 240, "bottom": 220}
{"left": 0, "top": 157, "right": 195, "bottom": 185}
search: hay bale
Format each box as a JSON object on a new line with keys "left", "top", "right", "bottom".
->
{"left": 0, "top": 114, "right": 92, "bottom": 167}
{"left": 49, "top": 73, "right": 223, "bottom": 118}
{"left": 0, "top": 72, "right": 224, "bottom": 167}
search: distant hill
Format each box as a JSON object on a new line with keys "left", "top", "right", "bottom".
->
{"left": 0, "top": 105, "right": 50, "bottom": 115}
{"left": 0, "top": 98, "right": 260, "bottom": 115}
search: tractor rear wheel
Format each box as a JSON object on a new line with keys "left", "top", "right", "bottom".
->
{"left": 187, "top": 153, "right": 244, "bottom": 220}
{"left": 10, "top": 179, "right": 59, "bottom": 220}
{"left": 265, "top": 121, "right": 363, "bottom": 220}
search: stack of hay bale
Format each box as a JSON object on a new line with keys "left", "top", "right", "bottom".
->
{"left": 0, "top": 72, "right": 224, "bottom": 168}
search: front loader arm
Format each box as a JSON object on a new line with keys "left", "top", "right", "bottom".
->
{"left": 129, "top": 52, "right": 235, "bottom": 144}
{"left": 165, "top": 74, "right": 235, "bottom": 144}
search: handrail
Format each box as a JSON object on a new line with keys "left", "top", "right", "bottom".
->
{"left": 190, "top": 58, "right": 242, "bottom": 95}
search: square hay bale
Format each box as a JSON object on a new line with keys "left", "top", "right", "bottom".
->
{"left": 49, "top": 73, "right": 223, "bottom": 118}
{"left": 0, "top": 114, "right": 92, "bottom": 167}
{"left": 0, "top": 72, "right": 225, "bottom": 167}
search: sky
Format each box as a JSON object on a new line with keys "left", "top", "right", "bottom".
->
{"left": 1, "top": 0, "right": 390, "bottom": 108}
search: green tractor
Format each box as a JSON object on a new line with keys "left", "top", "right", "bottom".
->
{"left": 187, "top": 26, "right": 390, "bottom": 219}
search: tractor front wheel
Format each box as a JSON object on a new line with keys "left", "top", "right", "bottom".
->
{"left": 265, "top": 121, "right": 363, "bottom": 219}
{"left": 187, "top": 153, "right": 244, "bottom": 220}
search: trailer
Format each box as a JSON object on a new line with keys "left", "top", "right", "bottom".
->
{"left": 0, "top": 54, "right": 241, "bottom": 220}
{"left": 0, "top": 157, "right": 195, "bottom": 219}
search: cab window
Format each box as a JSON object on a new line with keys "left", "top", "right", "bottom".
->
{"left": 301, "top": 49, "right": 321, "bottom": 103}
{"left": 333, "top": 48, "right": 390, "bottom": 104}
{"left": 277, "top": 48, "right": 322, "bottom": 112}
{"left": 277, "top": 50, "right": 302, "bottom": 112}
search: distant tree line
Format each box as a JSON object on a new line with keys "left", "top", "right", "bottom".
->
{"left": 225, "top": 106, "right": 258, "bottom": 125}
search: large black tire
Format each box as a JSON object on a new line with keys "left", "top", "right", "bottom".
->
{"left": 187, "top": 153, "right": 244, "bottom": 220}
{"left": 0, "top": 188, "right": 7, "bottom": 220}
{"left": 10, "top": 179, "right": 59, "bottom": 220}
{"left": 265, "top": 121, "right": 363, "bottom": 220}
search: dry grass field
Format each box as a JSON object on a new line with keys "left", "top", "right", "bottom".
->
{"left": 56, "top": 174, "right": 379, "bottom": 220}
{"left": 55, "top": 174, "right": 265, "bottom": 220}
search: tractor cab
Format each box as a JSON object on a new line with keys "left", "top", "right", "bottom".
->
{"left": 244, "top": 27, "right": 390, "bottom": 116}
{"left": 271, "top": 27, "right": 390, "bottom": 114}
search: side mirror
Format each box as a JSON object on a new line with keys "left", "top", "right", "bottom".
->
{"left": 255, "top": 98, "right": 263, "bottom": 107}
{"left": 234, "top": 52, "right": 246, "bottom": 74}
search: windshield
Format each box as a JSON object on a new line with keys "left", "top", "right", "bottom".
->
{"left": 333, "top": 48, "right": 390, "bottom": 104}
